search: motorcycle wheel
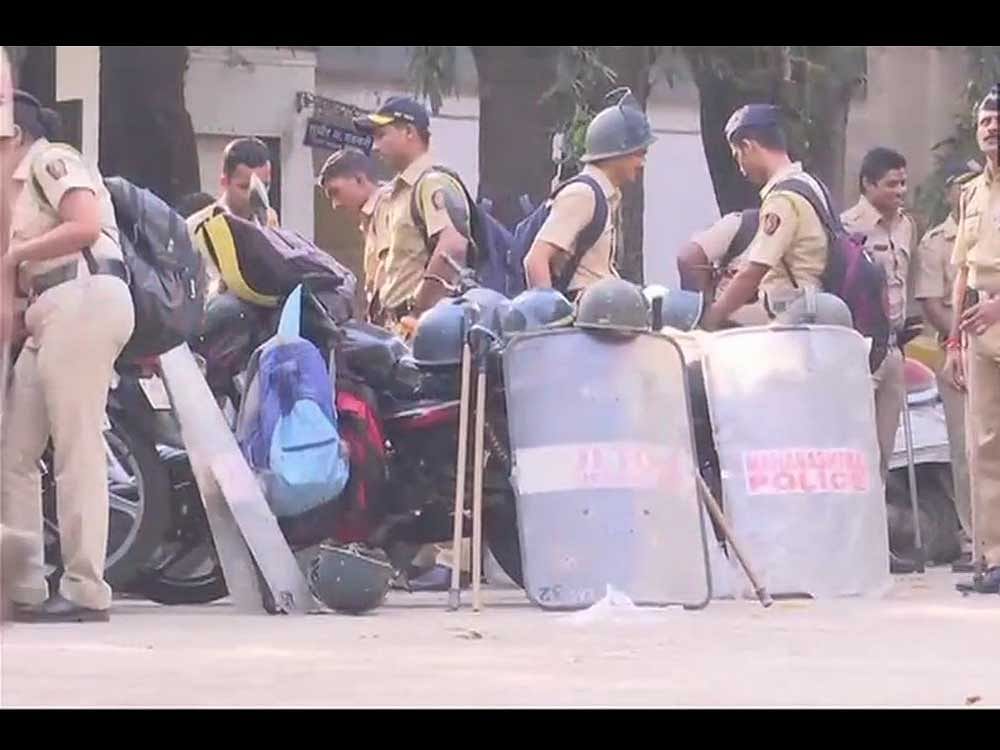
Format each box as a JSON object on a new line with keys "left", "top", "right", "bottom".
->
{"left": 43, "top": 416, "right": 173, "bottom": 592}
{"left": 138, "top": 540, "right": 228, "bottom": 606}
{"left": 886, "top": 462, "right": 961, "bottom": 565}
{"left": 485, "top": 492, "right": 523, "bottom": 586}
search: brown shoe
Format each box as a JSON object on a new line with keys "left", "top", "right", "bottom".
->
{"left": 15, "top": 593, "right": 110, "bottom": 623}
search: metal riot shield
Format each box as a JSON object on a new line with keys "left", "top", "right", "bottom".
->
{"left": 503, "top": 328, "right": 712, "bottom": 610}
{"left": 701, "top": 325, "right": 891, "bottom": 598}
{"left": 160, "top": 344, "right": 318, "bottom": 614}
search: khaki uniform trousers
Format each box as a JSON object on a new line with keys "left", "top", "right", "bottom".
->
{"left": 2, "top": 275, "right": 134, "bottom": 610}
{"left": 872, "top": 347, "right": 906, "bottom": 485}
{"left": 936, "top": 369, "right": 972, "bottom": 539}
{"left": 967, "top": 322, "right": 1000, "bottom": 568}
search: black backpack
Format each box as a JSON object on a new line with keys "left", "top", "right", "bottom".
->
{"left": 409, "top": 165, "right": 512, "bottom": 296}
{"left": 103, "top": 178, "right": 208, "bottom": 361}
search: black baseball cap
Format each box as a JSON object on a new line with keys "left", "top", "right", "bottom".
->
{"left": 353, "top": 96, "right": 430, "bottom": 133}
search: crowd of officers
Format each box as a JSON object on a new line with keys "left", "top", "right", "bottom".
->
{"left": 1, "top": 39, "right": 998, "bottom": 625}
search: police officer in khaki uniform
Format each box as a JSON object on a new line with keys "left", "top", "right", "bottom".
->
{"left": 945, "top": 85, "right": 1000, "bottom": 594}
{"left": 914, "top": 160, "right": 982, "bottom": 565}
{"left": 841, "top": 148, "right": 921, "bottom": 486}
{"left": 677, "top": 210, "right": 769, "bottom": 326}
{"left": 186, "top": 137, "right": 280, "bottom": 295}
{"left": 353, "top": 97, "right": 472, "bottom": 340}
{"left": 1, "top": 91, "right": 135, "bottom": 623}
{"left": 525, "top": 90, "right": 655, "bottom": 300}
{"left": 701, "top": 105, "right": 830, "bottom": 330}
{"left": 316, "top": 148, "right": 390, "bottom": 321}
{"left": 354, "top": 97, "right": 475, "bottom": 588}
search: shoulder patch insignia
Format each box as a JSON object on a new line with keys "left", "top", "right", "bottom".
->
{"left": 431, "top": 189, "right": 447, "bottom": 210}
{"left": 762, "top": 212, "right": 781, "bottom": 236}
{"left": 45, "top": 158, "right": 68, "bottom": 181}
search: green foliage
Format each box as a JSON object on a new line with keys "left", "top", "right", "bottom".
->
{"left": 406, "top": 46, "right": 458, "bottom": 115}
{"left": 915, "top": 46, "right": 1000, "bottom": 227}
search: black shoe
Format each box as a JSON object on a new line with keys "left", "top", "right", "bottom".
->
{"left": 956, "top": 567, "right": 1000, "bottom": 595}
{"left": 890, "top": 552, "right": 919, "bottom": 575}
{"left": 14, "top": 593, "right": 110, "bottom": 623}
{"left": 408, "top": 565, "right": 466, "bottom": 593}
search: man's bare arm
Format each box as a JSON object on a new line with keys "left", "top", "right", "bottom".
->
{"left": 524, "top": 240, "right": 562, "bottom": 289}
{"left": 412, "top": 227, "right": 469, "bottom": 315}
{"left": 701, "top": 262, "right": 769, "bottom": 331}
{"left": 677, "top": 242, "right": 715, "bottom": 294}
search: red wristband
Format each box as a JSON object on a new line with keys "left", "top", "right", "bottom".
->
{"left": 945, "top": 337, "right": 962, "bottom": 351}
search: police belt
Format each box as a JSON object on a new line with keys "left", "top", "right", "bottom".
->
{"left": 30, "top": 253, "right": 128, "bottom": 300}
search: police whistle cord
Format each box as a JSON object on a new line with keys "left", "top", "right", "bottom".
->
{"left": 694, "top": 472, "right": 774, "bottom": 608}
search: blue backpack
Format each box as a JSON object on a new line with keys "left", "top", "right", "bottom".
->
{"left": 236, "top": 286, "right": 351, "bottom": 519}
{"left": 410, "top": 165, "right": 513, "bottom": 296}
{"left": 506, "top": 175, "right": 609, "bottom": 297}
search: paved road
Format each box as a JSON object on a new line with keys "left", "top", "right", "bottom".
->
{"left": 2, "top": 568, "right": 997, "bottom": 708}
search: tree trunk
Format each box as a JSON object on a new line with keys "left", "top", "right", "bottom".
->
{"left": 99, "top": 46, "right": 200, "bottom": 206}
{"left": 470, "top": 47, "right": 563, "bottom": 230}
{"left": 684, "top": 51, "right": 763, "bottom": 215}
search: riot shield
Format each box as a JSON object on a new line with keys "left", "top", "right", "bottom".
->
{"left": 503, "top": 328, "right": 712, "bottom": 610}
{"left": 701, "top": 325, "right": 891, "bottom": 598}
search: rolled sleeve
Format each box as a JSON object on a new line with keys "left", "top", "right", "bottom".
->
{"left": 913, "top": 235, "right": 946, "bottom": 300}
{"left": 746, "top": 195, "right": 797, "bottom": 269}
{"left": 31, "top": 147, "right": 94, "bottom": 210}
{"left": 418, "top": 173, "right": 469, "bottom": 239}
{"left": 690, "top": 212, "right": 742, "bottom": 263}
{"left": 534, "top": 184, "right": 595, "bottom": 255}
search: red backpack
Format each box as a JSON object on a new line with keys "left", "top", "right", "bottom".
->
{"left": 276, "top": 379, "right": 388, "bottom": 549}
{"left": 773, "top": 178, "right": 892, "bottom": 372}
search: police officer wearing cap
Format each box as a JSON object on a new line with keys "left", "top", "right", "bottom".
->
{"left": 353, "top": 97, "right": 472, "bottom": 338}
{"left": 701, "top": 104, "right": 831, "bottom": 330}
{"left": 1, "top": 90, "right": 135, "bottom": 623}
{"left": 524, "top": 89, "right": 656, "bottom": 300}
{"left": 914, "top": 159, "right": 982, "bottom": 565}
{"left": 944, "top": 84, "right": 1000, "bottom": 594}
{"left": 316, "top": 148, "right": 390, "bottom": 322}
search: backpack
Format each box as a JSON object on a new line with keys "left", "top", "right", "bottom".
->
{"left": 506, "top": 176, "right": 609, "bottom": 297}
{"left": 195, "top": 212, "right": 357, "bottom": 321}
{"left": 276, "top": 379, "right": 388, "bottom": 550}
{"left": 236, "top": 286, "right": 351, "bottom": 520}
{"left": 772, "top": 178, "right": 892, "bottom": 371}
{"left": 55, "top": 176, "right": 206, "bottom": 362}
{"left": 409, "top": 165, "right": 513, "bottom": 296}
{"left": 720, "top": 209, "right": 761, "bottom": 268}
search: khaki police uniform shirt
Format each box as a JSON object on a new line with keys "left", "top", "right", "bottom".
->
{"left": 361, "top": 184, "right": 391, "bottom": 305}
{"left": 379, "top": 153, "right": 469, "bottom": 311}
{"left": 534, "top": 165, "right": 622, "bottom": 293}
{"left": 690, "top": 212, "right": 743, "bottom": 264}
{"left": 745, "top": 162, "right": 829, "bottom": 304}
{"left": 841, "top": 195, "right": 917, "bottom": 330}
{"left": 952, "top": 164, "right": 1000, "bottom": 293}
{"left": 9, "top": 138, "right": 122, "bottom": 295}
{"left": 914, "top": 213, "right": 959, "bottom": 310}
